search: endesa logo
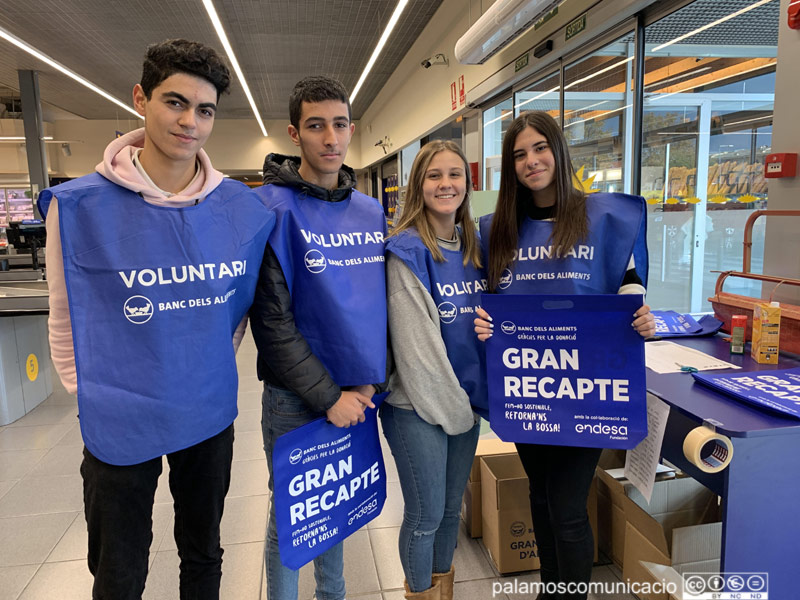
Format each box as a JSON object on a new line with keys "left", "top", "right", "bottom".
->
{"left": 123, "top": 295, "right": 154, "bottom": 324}
{"left": 348, "top": 498, "right": 379, "bottom": 526}
{"left": 304, "top": 249, "right": 327, "bottom": 274}
{"left": 575, "top": 423, "right": 628, "bottom": 436}
{"left": 438, "top": 302, "right": 457, "bottom": 324}
{"left": 289, "top": 448, "right": 303, "bottom": 465}
{"left": 501, "top": 321, "right": 517, "bottom": 335}
{"left": 498, "top": 268, "right": 513, "bottom": 290}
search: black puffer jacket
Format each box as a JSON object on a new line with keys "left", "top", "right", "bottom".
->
{"left": 249, "top": 154, "right": 381, "bottom": 412}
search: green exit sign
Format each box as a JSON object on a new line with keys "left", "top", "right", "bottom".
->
{"left": 566, "top": 14, "right": 586, "bottom": 41}
{"left": 515, "top": 53, "right": 529, "bottom": 72}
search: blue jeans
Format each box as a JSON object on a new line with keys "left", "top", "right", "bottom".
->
{"left": 262, "top": 385, "right": 346, "bottom": 600}
{"left": 380, "top": 403, "right": 480, "bottom": 593}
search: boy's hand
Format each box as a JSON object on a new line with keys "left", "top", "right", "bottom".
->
{"left": 326, "top": 390, "right": 373, "bottom": 428}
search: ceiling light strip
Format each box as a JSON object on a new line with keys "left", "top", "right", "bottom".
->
{"left": 0, "top": 136, "right": 53, "bottom": 141}
{"left": 350, "top": 0, "right": 410, "bottom": 103}
{"left": 651, "top": 0, "right": 776, "bottom": 53}
{"left": 0, "top": 26, "right": 141, "bottom": 119}
{"left": 202, "top": 0, "right": 268, "bottom": 137}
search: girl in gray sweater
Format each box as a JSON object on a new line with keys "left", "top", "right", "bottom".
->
{"left": 381, "top": 140, "right": 488, "bottom": 600}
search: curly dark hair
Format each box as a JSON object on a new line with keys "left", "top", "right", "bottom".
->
{"left": 140, "top": 39, "right": 231, "bottom": 100}
{"left": 289, "top": 76, "right": 351, "bottom": 128}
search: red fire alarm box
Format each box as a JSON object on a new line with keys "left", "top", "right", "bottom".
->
{"left": 764, "top": 153, "right": 798, "bottom": 178}
{"left": 789, "top": 0, "right": 800, "bottom": 29}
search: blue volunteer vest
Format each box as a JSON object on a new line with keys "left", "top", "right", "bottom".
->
{"left": 386, "top": 228, "right": 489, "bottom": 418}
{"left": 41, "top": 173, "right": 274, "bottom": 465}
{"left": 255, "top": 184, "right": 387, "bottom": 386}
{"left": 480, "top": 193, "right": 648, "bottom": 294}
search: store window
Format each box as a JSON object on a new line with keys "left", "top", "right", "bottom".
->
{"left": 564, "top": 33, "right": 636, "bottom": 193}
{"left": 400, "top": 140, "right": 421, "bottom": 187}
{"left": 515, "top": 70, "right": 561, "bottom": 121}
{"left": 642, "top": 0, "right": 778, "bottom": 312}
{"left": 482, "top": 97, "right": 512, "bottom": 190}
{"left": 425, "top": 120, "right": 463, "bottom": 144}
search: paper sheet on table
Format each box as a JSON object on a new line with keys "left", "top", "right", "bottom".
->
{"left": 624, "top": 394, "right": 671, "bottom": 503}
{"left": 645, "top": 340, "right": 740, "bottom": 374}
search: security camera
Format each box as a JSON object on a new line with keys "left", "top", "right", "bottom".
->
{"left": 420, "top": 54, "right": 448, "bottom": 69}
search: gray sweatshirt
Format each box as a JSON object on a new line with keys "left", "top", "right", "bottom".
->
{"left": 385, "top": 233, "right": 478, "bottom": 436}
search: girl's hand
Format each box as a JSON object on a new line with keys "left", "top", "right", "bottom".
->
{"left": 474, "top": 306, "right": 494, "bottom": 341}
{"left": 633, "top": 304, "right": 656, "bottom": 339}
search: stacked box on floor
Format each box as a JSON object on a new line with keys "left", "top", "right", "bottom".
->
{"left": 460, "top": 438, "right": 517, "bottom": 538}
{"left": 480, "top": 453, "right": 599, "bottom": 575}
{"left": 595, "top": 467, "right": 721, "bottom": 600}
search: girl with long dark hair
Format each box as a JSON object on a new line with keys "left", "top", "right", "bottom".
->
{"left": 475, "top": 111, "right": 655, "bottom": 600}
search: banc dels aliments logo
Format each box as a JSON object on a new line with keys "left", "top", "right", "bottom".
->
{"left": 501, "top": 321, "right": 517, "bottom": 335}
{"left": 123, "top": 295, "right": 154, "bottom": 324}
{"left": 304, "top": 249, "right": 327, "bottom": 273}
{"left": 289, "top": 448, "right": 303, "bottom": 465}
{"left": 498, "top": 268, "right": 513, "bottom": 290}
{"left": 509, "top": 521, "right": 526, "bottom": 537}
{"left": 437, "top": 301, "right": 457, "bottom": 324}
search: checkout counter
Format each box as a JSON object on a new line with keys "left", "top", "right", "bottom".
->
{"left": 647, "top": 335, "right": 799, "bottom": 598}
{"left": 0, "top": 221, "right": 52, "bottom": 425}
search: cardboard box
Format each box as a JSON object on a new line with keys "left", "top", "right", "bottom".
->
{"left": 594, "top": 451, "right": 628, "bottom": 566}
{"left": 461, "top": 438, "right": 517, "bottom": 538}
{"left": 476, "top": 452, "right": 599, "bottom": 571}
{"left": 597, "top": 467, "right": 721, "bottom": 584}
{"left": 480, "top": 453, "right": 540, "bottom": 574}
{"left": 623, "top": 497, "right": 721, "bottom": 600}
{"left": 468, "top": 438, "right": 517, "bottom": 482}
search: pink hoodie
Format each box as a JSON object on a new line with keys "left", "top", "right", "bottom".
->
{"left": 45, "top": 128, "right": 246, "bottom": 394}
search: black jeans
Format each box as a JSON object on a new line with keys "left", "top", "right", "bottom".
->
{"left": 515, "top": 443, "right": 602, "bottom": 600}
{"left": 81, "top": 424, "right": 234, "bottom": 600}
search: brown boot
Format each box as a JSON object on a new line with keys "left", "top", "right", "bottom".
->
{"left": 404, "top": 578, "right": 441, "bottom": 599}
{"left": 431, "top": 566, "right": 454, "bottom": 600}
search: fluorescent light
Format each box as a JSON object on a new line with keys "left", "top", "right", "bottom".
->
{"left": 563, "top": 100, "right": 610, "bottom": 119}
{"left": 350, "top": 0, "right": 409, "bottom": 103}
{"left": 565, "top": 57, "right": 634, "bottom": 90}
{"left": 565, "top": 104, "right": 632, "bottom": 128}
{"left": 725, "top": 115, "right": 772, "bottom": 127}
{"left": 515, "top": 86, "right": 560, "bottom": 111}
{"left": 203, "top": 0, "right": 268, "bottom": 137}
{"left": 0, "top": 26, "right": 141, "bottom": 118}
{"left": 644, "top": 66, "right": 712, "bottom": 88}
{"left": 483, "top": 109, "right": 514, "bottom": 128}
{"left": 0, "top": 136, "right": 53, "bottom": 141}
{"left": 510, "top": 56, "right": 632, "bottom": 117}
{"left": 647, "top": 60, "right": 776, "bottom": 101}
{"left": 652, "top": 0, "right": 776, "bottom": 52}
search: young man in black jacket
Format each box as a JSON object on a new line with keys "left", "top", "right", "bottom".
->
{"left": 250, "top": 76, "right": 388, "bottom": 600}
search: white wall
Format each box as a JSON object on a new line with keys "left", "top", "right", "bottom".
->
{"left": 762, "top": 0, "right": 800, "bottom": 302}
{"left": 2, "top": 117, "right": 309, "bottom": 182}
{"left": 355, "top": 0, "right": 562, "bottom": 168}
{"left": 0, "top": 119, "right": 58, "bottom": 182}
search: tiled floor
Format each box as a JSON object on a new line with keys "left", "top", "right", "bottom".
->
{"left": 0, "top": 332, "right": 636, "bottom": 599}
